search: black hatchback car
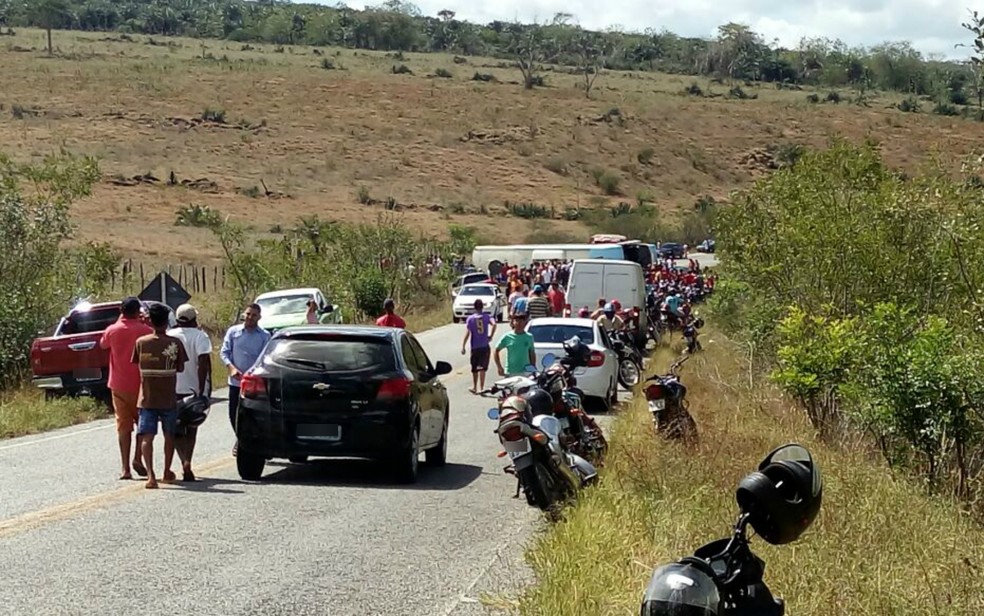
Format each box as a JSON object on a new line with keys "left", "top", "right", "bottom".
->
{"left": 235, "top": 325, "right": 453, "bottom": 483}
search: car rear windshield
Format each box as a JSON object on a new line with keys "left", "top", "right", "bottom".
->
{"left": 263, "top": 335, "right": 397, "bottom": 372}
{"left": 459, "top": 286, "right": 494, "bottom": 296}
{"left": 59, "top": 308, "right": 121, "bottom": 335}
{"left": 256, "top": 295, "right": 312, "bottom": 316}
{"left": 528, "top": 324, "right": 595, "bottom": 345}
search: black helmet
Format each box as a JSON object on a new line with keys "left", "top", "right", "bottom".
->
{"left": 640, "top": 561, "right": 720, "bottom": 616}
{"left": 735, "top": 443, "right": 823, "bottom": 545}
{"left": 562, "top": 336, "right": 591, "bottom": 366}
{"left": 176, "top": 394, "right": 210, "bottom": 430}
{"left": 522, "top": 387, "right": 554, "bottom": 417}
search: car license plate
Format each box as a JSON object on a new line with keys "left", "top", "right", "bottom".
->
{"left": 296, "top": 424, "right": 342, "bottom": 441}
{"left": 73, "top": 368, "right": 102, "bottom": 382}
{"left": 649, "top": 399, "right": 666, "bottom": 411}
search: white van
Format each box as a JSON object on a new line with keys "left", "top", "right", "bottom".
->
{"left": 565, "top": 259, "right": 648, "bottom": 340}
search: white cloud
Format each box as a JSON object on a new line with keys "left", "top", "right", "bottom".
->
{"left": 337, "top": 0, "right": 984, "bottom": 60}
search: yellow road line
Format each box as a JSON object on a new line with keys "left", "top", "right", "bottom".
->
{"left": 0, "top": 456, "right": 234, "bottom": 540}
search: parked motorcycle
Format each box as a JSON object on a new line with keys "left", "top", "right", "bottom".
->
{"left": 536, "top": 343, "right": 609, "bottom": 464}
{"left": 482, "top": 362, "right": 598, "bottom": 512}
{"left": 641, "top": 444, "right": 823, "bottom": 616}
{"left": 643, "top": 354, "right": 698, "bottom": 444}
{"left": 683, "top": 315, "right": 705, "bottom": 354}
{"left": 611, "top": 329, "right": 644, "bottom": 389}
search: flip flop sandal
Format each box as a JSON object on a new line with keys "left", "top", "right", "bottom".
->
{"left": 119, "top": 474, "right": 132, "bottom": 481}
{"left": 133, "top": 463, "right": 148, "bottom": 478}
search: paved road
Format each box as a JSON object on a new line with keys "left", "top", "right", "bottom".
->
{"left": 0, "top": 323, "right": 546, "bottom": 616}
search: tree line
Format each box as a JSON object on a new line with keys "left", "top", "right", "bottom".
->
{"left": 712, "top": 140, "right": 984, "bottom": 514}
{"left": 7, "top": 0, "right": 980, "bottom": 101}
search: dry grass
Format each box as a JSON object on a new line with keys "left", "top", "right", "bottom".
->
{"left": 518, "top": 335, "right": 984, "bottom": 615}
{"left": 3, "top": 29, "right": 983, "bottom": 265}
{"left": 0, "top": 387, "right": 108, "bottom": 439}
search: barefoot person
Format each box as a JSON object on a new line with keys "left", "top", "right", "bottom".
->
{"left": 132, "top": 303, "right": 188, "bottom": 489}
{"left": 99, "top": 296, "right": 153, "bottom": 480}
{"left": 166, "top": 303, "right": 212, "bottom": 482}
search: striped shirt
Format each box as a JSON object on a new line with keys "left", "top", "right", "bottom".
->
{"left": 527, "top": 295, "right": 552, "bottom": 319}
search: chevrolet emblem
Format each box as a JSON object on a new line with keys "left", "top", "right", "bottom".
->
{"left": 312, "top": 383, "right": 331, "bottom": 391}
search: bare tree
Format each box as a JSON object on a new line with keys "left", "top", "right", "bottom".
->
{"left": 29, "top": 0, "right": 71, "bottom": 55}
{"left": 506, "top": 22, "right": 558, "bottom": 90}
{"left": 570, "top": 27, "right": 619, "bottom": 98}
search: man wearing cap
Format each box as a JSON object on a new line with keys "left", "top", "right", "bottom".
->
{"left": 527, "top": 284, "right": 551, "bottom": 320}
{"left": 166, "top": 304, "right": 212, "bottom": 481}
{"left": 376, "top": 298, "right": 406, "bottom": 328}
{"left": 100, "top": 297, "right": 153, "bottom": 480}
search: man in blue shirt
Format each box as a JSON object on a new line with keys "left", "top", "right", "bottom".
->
{"left": 220, "top": 303, "right": 271, "bottom": 452}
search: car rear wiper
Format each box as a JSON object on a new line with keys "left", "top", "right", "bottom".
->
{"left": 285, "top": 358, "right": 327, "bottom": 370}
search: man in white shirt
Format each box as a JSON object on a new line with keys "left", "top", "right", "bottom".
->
{"left": 167, "top": 303, "right": 213, "bottom": 481}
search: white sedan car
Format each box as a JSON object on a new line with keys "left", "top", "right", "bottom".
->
{"left": 526, "top": 317, "right": 619, "bottom": 411}
{"left": 452, "top": 283, "right": 505, "bottom": 323}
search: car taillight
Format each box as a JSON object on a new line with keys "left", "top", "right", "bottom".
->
{"left": 587, "top": 351, "right": 605, "bottom": 367}
{"left": 645, "top": 384, "right": 664, "bottom": 399}
{"left": 377, "top": 377, "right": 412, "bottom": 400}
{"left": 240, "top": 374, "right": 267, "bottom": 399}
{"left": 500, "top": 424, "right": 525, "bottom": 441}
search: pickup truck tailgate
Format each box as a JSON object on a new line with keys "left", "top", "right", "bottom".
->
{"left": 31, "top": 333, "right": 108, "bottom": 381}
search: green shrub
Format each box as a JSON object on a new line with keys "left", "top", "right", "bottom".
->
{"left": 505, "top": 201, "right": 551, "bottom": 219}
{"left": 356, "top": 185, "right": 371, "bottom": 204}
{"left": 201, "top": 107, "right": 226, "bottom": 123}
{"left": 592, "top": 169, "right": 621, "bottom": 196}
{"left": 175, "top": 204, "right": 222, "bottom": 228}
{"left": 637, "top": 147, "right": 655, "bottom": 164}
{"left": 391, "top": 64, "right": 413, "bottom": 75}
{"left": 434, "top": 68, "right": 452, "bottom": 78}
{"left": 897, "top": 97, "right": 921, "bottom": 113}
{"left": 352, "top": 269, "right": 388, "bottom": 318}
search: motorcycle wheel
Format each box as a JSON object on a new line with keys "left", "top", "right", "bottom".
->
{"left": 518, "top": 462, "right": 554, "bottom": 511}
{"left": 617, "top": 358, "right": 641, "bottom": 388}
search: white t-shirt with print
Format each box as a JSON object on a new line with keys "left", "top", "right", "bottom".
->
{"left": 167, "top": 327, "right": 213, "bottom": 396}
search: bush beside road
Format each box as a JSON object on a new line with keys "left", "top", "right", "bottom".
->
{"left": 519, "top": 337, "right": 984, "bottom": 615}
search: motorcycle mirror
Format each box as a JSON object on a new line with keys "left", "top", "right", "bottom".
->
{"left": 541, "top": 353, "right": 556, "bottom": 368}
{"left": 487, "top": 408, "right": 500, "bottom": 420}
{"left": 736, "top": 443, "right": 823, "bottom": 545}
{"left": 524, "top": 364, "right": 537, "bottom": 374}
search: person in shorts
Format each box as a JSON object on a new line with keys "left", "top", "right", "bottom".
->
{"left": 461, "top": 298, "right": 496, "bottom": 394}
{"left": 99, "top": 296, "right": 153, "bottom": 480}
{"left": 132, "top": 303, "right": 188, "bottom": 489}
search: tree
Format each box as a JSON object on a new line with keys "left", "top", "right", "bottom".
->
{"left": 569, "top": 27, "right": 618, "bottom": 98}
{"left": 506, "top": 22, "right": 558, "bottom": 89}
{"left": 28, "top": 0, "right": 71, "bottom": 55}
{"left": 959, "top": 9, "right": 984, "bottom": 118}
{"left": 712, "top": 23, "right": 767, "bottom": 83}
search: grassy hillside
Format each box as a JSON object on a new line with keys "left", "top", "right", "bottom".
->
{"left": 517, "top": 336, "right": 984, "bottom": 615}
{"left": 3, "top": 28, "right": 984, "bottom": 265}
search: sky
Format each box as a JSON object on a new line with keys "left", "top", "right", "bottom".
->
{"left": 337, "top": 0, "right": 984, "bottom": 60}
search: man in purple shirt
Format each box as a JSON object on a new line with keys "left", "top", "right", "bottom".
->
{"left": 461, "top": 298, "right": 497, "bottom": 394}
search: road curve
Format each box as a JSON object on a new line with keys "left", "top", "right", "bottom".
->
{"left": 0, "top": 323, "right": 540, "bottom": 616}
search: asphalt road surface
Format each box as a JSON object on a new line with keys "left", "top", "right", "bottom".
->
{"left": 0, "top": 255, "right": 712, "bottom": 615}
{"left": 0, "top": 323, "right": 545, "bottom": 616}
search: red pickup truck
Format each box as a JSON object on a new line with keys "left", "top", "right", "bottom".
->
{"left": 30, "top": 300, "right": 175, "bottom": 401}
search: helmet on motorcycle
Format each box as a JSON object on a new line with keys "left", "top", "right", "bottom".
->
{"left": 175, "top": 393, "right": 210, "bottom": 429}
{"left": 522, "top": 387, "right": 554, "bottom": 417}
{"left": 640, "top": 561, "right": 720, "bottom": 616}
{"left": 603, "top": 302, "right": 615, "bottom": 316}
{"left": 612, "top": 300, "right": 622, "bottom": 312}
{"left": 562, "top": 336, "right": 592, "bottom": 366}
{"left": 736, "top": 443, "right": 823, "bottom": 545}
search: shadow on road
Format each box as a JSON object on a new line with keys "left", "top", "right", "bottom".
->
{"left": 260, "top": 459, "right": 484, "bottom": 490}
{"left": 169, "top": 477, "right": 246, "bottom": 495}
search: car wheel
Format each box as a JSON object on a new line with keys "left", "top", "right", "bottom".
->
{"left": 425, "top": 410, "right": 449, "bottom": 466}
{"left": 496, "top": 308, "right": 503, "bottom": 323}
{"left": 452, "top": 316, "right": 459, "bottom": 324}
{"left": 393, "top": 423, "right": 420, "bottom": 484}
{"left": 237, "top": 448, "right": 265, "bottom": 480}
{"left": 288, "top": 455, "right": 309, "bottom": 464}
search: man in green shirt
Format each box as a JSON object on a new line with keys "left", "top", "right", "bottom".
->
{"left": 494, "top": 311, "right": 536, "bottom": 377}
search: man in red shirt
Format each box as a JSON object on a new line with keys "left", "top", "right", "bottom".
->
{"left": 99, "top": 297, "right": 153, "bottom": 480}
{"left": 376, "top": 298, "right": 406, "bottom": 328}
